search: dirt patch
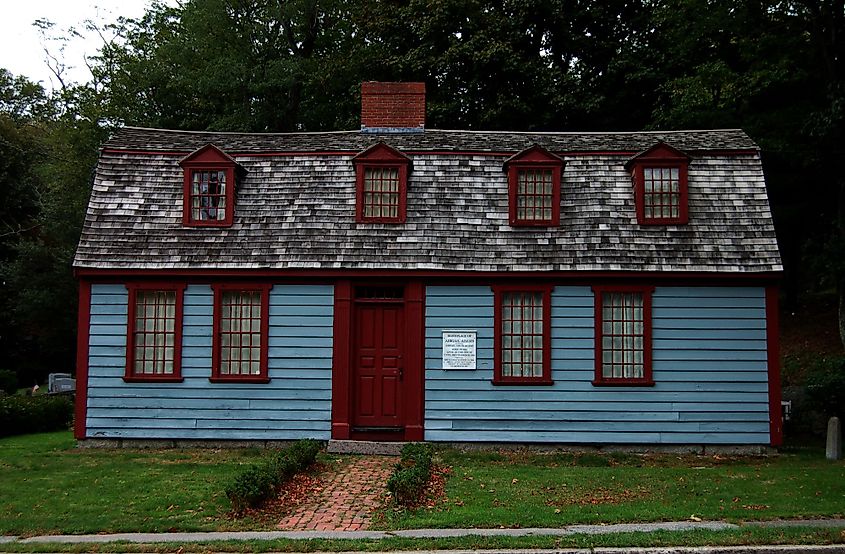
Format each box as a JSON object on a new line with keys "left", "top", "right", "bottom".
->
{"left": 544, "top": 484, "right": 652, "bottom": 507}
{"left": 420, "top": 464, "right": 451, "bottom": 508}
{"left": 227, "top": 462, "right": 329, "bottom": 526}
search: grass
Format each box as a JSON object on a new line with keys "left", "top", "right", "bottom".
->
{"left": 0, "top": 527, "right": 843, "bottom": 552}
{"left": 0, "top": 432, "right": 273, "bottom": 535}
{"left": 376, "top": 447, "right": 845, "bottom": 530}
{"left": 1, "top": 431, "right": 844, "bottom": 540}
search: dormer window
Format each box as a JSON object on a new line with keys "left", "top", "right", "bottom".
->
{"left": 504, "top": 145, "right": 565, "bottom": 226}
{"left": 180, "top": 144, "right": 239, "bottom": 227}
{"left": 352, "top": 143, "right": 410, "bottom": 223}
{"left": 625, "top": 142, "right": 690, "bottom": 225}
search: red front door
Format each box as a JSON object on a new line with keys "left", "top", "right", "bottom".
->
{"left": 353, "top": 301, "right": 405, "bottom": 429}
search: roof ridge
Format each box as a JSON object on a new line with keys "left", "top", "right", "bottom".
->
{"left": 118, "top": 126, "right": 748, "bottom": 137}
{"left": 428, "top": 128, "right": 747, "bottom": 135}
{"left": 119, "top": 126, "right": 361, "bottom": 136}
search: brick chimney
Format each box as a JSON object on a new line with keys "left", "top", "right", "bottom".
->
{"left": 361, "top": 81, "right": 425, "bottom": 133}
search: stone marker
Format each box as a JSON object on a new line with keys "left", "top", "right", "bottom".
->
{"left": 826, "top": 416, "right": 842, "bottom": 461}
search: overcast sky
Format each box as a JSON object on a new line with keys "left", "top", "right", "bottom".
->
{"left": 0, "top": 0, "right": 170, "bottom": 90}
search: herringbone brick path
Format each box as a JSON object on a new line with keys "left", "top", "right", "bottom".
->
{"left": 277, "top": 455, "right": 394, "bottom": 531}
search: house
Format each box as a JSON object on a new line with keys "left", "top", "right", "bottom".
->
{"left": 73, "top": 82, "right": 783, "bottom": 450}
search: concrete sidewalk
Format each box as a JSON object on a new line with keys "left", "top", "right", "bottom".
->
{"left": 3, "top": 518, "right": 844, "bottom": 544}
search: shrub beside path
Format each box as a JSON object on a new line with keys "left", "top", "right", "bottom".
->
{"left": 277, "top": 455, "right": 395, "bottom": 531}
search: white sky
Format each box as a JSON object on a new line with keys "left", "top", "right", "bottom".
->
{"left": 0, "top": 0, "right": 172, "bottom": 90}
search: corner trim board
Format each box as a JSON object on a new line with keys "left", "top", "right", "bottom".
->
{"left": 74, "top": 280, "right": 91, "bottom": 440}
{"left": 766, "top": 285, "right": 783, "bottom": 446}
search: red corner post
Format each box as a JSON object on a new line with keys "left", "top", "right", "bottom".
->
{"left": 766, "top": 285, "right": 783, "bottom": 446}
{"left": 403, "top": 281, "right": 425, "bottom": 441}
{"left": 74, "top": 280, "right": 92, "bottom": 440}
{"left": 331, "top": 281, "right": 353, "bottom": 439}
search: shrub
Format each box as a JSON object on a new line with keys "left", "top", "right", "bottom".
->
{"left": 387, "top": 442, "right": 434, "bottom": 506}
{"left": 805, "top": 356, "right": 845, "bottom": 420}
{"left": 577, "top": 453, "right": 611, "bottom": 467}
{"left": 0, "top": 370, "right": 17, "bottom": 395}
{"left": 0, "top": 395, "right": 74, "bottom": 437}
{"left": 286, "top": 438, "right": 321, "bottom": 467}
{"left": 225, "top": 464, "right": 276, "bottom": 512}
{"left": 225, "top": 439, "right": 321, "bottom": 512}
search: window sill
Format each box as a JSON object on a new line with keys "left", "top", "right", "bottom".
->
{"left": 357, "top": 218, "right": 405, "bottom": 224}
{"left": 209, "top": 376, "right": 271, "bottom": 384}
{"left": 637, "top": 219, "right": 688, "bottom": 226}
{"left": 123, "top": 375, "right": 184, "bottom": 383}
{"left": 183, "top": 221, "right": 233, "bottom": 228}
{"left": 509, "top": 221, "right": 557, "bottom": 228}
{"left": 492, "top": 378, "right": 554, "bottom": 386}
{"left": 592, "top": 379, "right": 655, "bottom": 387}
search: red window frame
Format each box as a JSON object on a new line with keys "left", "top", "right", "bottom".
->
{"left": 211, "top": 283, "right": 271, "bottom": 383}
{"left": 124, "top": 283, "right": 186, "bottom": 383}
{"left": 180, "top": 144, "right": 238, "bottom": 227}
{"left": 592, "top": 285, "right": 654, "bottom": 387}
{"left": 352, "top": 143, "right": 411, "bottom": 224}
{"left": 493, "top": 285, "right": 553, "bottom": 385}
{"left": 626, "top": 142, "right": 690, "bottom": 225}
{"left": 504, "top": 145, "right": 564, "bottom": 227}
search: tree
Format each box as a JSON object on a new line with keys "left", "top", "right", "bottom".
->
{"left": 89, "top": 0, "right": 363, "bottom": 131}
{"left": 643, "top": 0, "right": 844, "bottom": 346}
{"left": 0, "top": 68, "right": 105, "bottom": 385}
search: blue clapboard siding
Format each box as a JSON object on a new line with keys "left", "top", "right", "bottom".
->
{"left": 86, "top": 283, "right": 334, "bottom": 440}
{"left": 424, "top": 285, "right": 770, "bottom": 444}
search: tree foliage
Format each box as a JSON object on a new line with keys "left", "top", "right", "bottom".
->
{"left": 90, "top": 0, "right": 363, "bottom": 131}
{"left": 2, "top": 0, "right": 844, "bottom": 385}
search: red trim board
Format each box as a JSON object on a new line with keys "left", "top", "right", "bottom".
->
{"left": 75, "top": 267, "right": 782, "bottom": 283}
{"left": 101, "top": 147, "right": 760, "bottom": 159}
{"left": 74, "top": 281, "right": 91, "bottom": 440}
{"left": 766, "top": 285, "right": 783, "bottom": 446}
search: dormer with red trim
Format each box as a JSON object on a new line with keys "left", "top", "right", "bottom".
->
{"left": 352, "top": 142, "right": 411, "bottom": 224}
{"left": 625, "top": 142, "right": 691, "bottom": 226}
{"left": 503, "top": 144, "right": 565, "bottom": 227}
{"left": 180, "top": 144, "right": 240, "bottom": 227}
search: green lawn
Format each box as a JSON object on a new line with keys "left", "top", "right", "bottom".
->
{"left": 378, "top": 447, "right": 845, "bottom": 529}
{"left": 0, "top": 432, "right": 270, "bottom": 535}
{"left": 1, "top": 432, "right": 844, "bottom": 538}
{"left": 1, "top": 528, "right": 844, "bottom": 553}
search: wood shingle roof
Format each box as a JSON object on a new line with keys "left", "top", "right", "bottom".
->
{"left": 74, "top": 126, "right": 781, "bottom": 273}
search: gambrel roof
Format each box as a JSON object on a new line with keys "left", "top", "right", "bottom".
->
{"left": 74, "top": 126, "right": 782, "bottom": 273}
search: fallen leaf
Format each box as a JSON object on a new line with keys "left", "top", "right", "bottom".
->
{"left": 689, "top": 515, "right": 702, "bottom": 522}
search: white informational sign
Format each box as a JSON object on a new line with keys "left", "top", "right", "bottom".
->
{"left": 442, "top": 330, "right": 477, "bottom": 370}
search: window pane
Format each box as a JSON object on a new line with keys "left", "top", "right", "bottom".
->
{"left": 500, "top": 291, "right": 544, "bottom": 380}
{"left": 219, "top": 290, "right": 263, "bottom": 376}
{"left": 190, "top": 170, "right": 228, "bottom": 222}
{"left": 133, "top": 290, "right": 178, "bottom": 376}
{"left": 515, "top": 169, "right": 554, "bottom": 222}
{"left": 363, "top": 166, "right": 401, "bottom": 220}
{"left": 643, "top": 166, "right": 681, "bottom": 221}
{"left": 600, "top": 291, "right": 645, "bottom": 380}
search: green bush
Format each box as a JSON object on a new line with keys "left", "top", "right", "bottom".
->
{"left": 0, "top": 395, "right": 73, "bottom": 437}
{"left": 0, "top": 370, "right": 17, "bottom": 395}
{"left": 805, "top": 356, "right": 845, "bottom": 420}
{"left": 387, "top": 442, "right": 434, "bottom": 506}
{"left": 225, "top": 464, "right": 276, "bottom": 512}
{"left": 286, "top": 438, "right": 321, "bottom": 467}
{"left": 224, "top": 439, "right": 321, "bottom": 512}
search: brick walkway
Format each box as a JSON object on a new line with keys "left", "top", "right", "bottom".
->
{"left": 277, "top": 455, "right": 395, "bottom": 531}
